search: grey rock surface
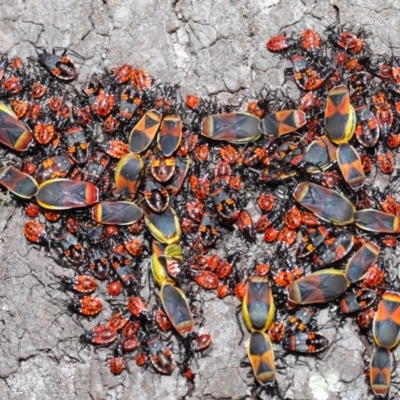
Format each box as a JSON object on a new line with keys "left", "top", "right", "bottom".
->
{"left": 0, "top": 0, "right": 399, "bottom": 399}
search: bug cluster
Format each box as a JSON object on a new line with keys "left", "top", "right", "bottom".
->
{"left": 1, "top": 24, "right": 400, "bottom": 398}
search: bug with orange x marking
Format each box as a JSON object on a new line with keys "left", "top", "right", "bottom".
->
{"left": 0, "top": 166, "right": 38, "bottom": 199}
{"left": 260, "top": 110, "right": 306, "bottom": 137}
{"left": 370, "top": 346, "right": 392, "bottom": 397}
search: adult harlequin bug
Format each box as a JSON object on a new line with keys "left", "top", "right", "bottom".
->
{"left": 293, "top": 182, "right": 355, "bottom": 226}
{"left": 286, "top": 269, "right": 350, "bottom": 305}
{"left": 370, "top": 346, "right": 392, "bottom": 397}
{"left": 259, "top": 110, "right": 306, "bottom": 137}
{"left": 35, "top": 179, "right": 99, "bottom": 210}
{"left": 324, "top": 85, "right": 356, "bottom": 144}
{"left": 113, "top": 153, "right": 143, "bottom": 199}
{"left": 166, "top": 154, "right": 190, "bottom": 196}
{"left": 354, "top": 209, "right": 400, "bottom": 233}
{"left": 373, "top": 291, "right": 400, "bottom": 349}
{"left": 24, "top": 220, "right": 49, "bottom": 245}
{"left": 159, "top": 283, "right": 194, "bottom": 337}
{"left": 158, "top": 115, "right": 182, "bottom": 157}
{"left": 0, "top": 166, "right": 38, "bottom": 199}
{"left": 201, "top": 112, "right": 261, "bottom": 143}
{"left": 242, "top": 276, "right": 275, "bottom": 332}
{"left": 0, "top": 103, "right": 33, "bottom": 151}
{"left": 246, "top": 331, "right": 275, "bottom": 386}
{"left": 128, "top": 109, "right": 162, "bottom": 154}
{"left": 336, "top": 143, "right": 365, "bottom": 189}
{"left": 142, "top": 203, "right": 181, "bottom": 245}
{"left": 345, "top": 241, "right": 380, "bottom": 283}
{"left": 91, "top": 201, "right": 143, "bottom": 226}
{"left": 303, "top": 135, "right": 337, "bottom": 173}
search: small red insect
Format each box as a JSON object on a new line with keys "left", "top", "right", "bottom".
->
{"left": 23, "top": 221, "right": 49, "bottom": 245}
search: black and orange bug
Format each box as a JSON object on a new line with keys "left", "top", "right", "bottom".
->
{"left": 354, "top": 101, "right": 380, "bottom": 148}
{"left": 159, "top": 283, "right": 194, "bottom": 337}
{"left": 339, "top": 289, "right": 377, "bottom": 314}
{"left": 57, "top": 228, "right": 85, "bottom": 265}
{"left": 103, "top": 114, "right": 120, "bottom": 135}
{"left": 282, "top": 331, "right": 329, "bottom": 353}
{"left": 217, "top": 284, "right": 229, "bottom": 298}
{"left": 202, "top": 112, "right": 261, "bottom": 143}
{"left": 313, "top": 231, "right": 354, "bottom": 267}
{"left": 191, "top": 333, "right": 212, "bottom": 352}
{"left": 373, "top": 291, "right": 400, "bottom": 349}
{"left": 0, "top": 103, "right": 33, "bottom": 151}
{"left": 80, "top": 325, "right": 118, "bottom": 346}
{"left": 189, "top": 174, "right": 210, "bottom": 200}
{"left": 166, "top": 154, "right": 190, "bottom": 196}
{"left": 303, "top": 135, "right": 337, "bottom": 173}
{"left": 0, "top": 166, "right": 38, "bottom": 199}
{"left": 247, "top": 101, "right": 265, "bottom": 118}
{"left": 293, "top": 182, "right": 355, "bottom": 226}
{"left": 273, "top": 267, "right": 303, "bottom": 287}
{"left": 242, "top": 276, "right": 275, "bottom": 332}
{"left": 67, "top": 296, "right": 102, "bottom": 317}
{"left": 150, "top": 154, "right": 176, "bottom": 183}
{"left": 92, "top": 201, "right": 143, "bottom": 226}
{"left": 147, "top": 335, "right": 176, "bottom": 375}
{"left": 123, "top": 235, "right": 143, "bottom": 257}
{"left": 186, "top": 199, "right": 205, "bottom": 223}
{"left": 98, "top": 140, "right": 129, "bottom": 159}
{"left": 286, "top": 307, "right": 315, "bottom": 334}
{"left": 119, "top": 85, "right": 140, "bottom": 122}
{"left": 151, "top": 242, "right": 180, "bottom": 286}
{"left": 246, "top": 331, "right": 275, "bottom": 386}
{"left": 23, "top": 220, "right": 49, "bottom": 245}
{"left": 2, "top": 75, "right": 24, "bottom": 95}
{"left": 158, "top": 115, "right": 182, "bottom": 157}
{"left": 122, "top": 335, "right": 139, "bottom": 353}
{"left": 324, "top": 85, "right": 356, "bottom": 144}
{"left": 216, "top": 253, "right": 238, "bottom": 280}
{"left": 123, "top": 320, "right": 140, "bottom": 338}
{"left": 194, "top": 142, "right": 209, "bottom": 163}
{"left": 65, "top": 125, "right": 88, "bottom": 164}
{"left": 37, "top": 47, "right": 79, "bottom": 81}
{"left": 128, "top": 109, "right": 162, "bottom": 154}
{"left": 370, "top": 346, "right": 392, "bottom": 397}
{"left": 286, "top": 269, "right": 350, "bottom": 305}
{"left": 127, "top": 296, "right": 151, "bottom": 324}
{"left": 260, "top": 110, "right": 306, "bottom": 137}
{"left": 110, "top": 344, "right": 125, "bottom": 375}
{"left": 211, "top": 187, "right": 238, "bottom": 224}
{"left": 143, "top": 179, "right": 169, "bottom": 214}
{"left": 345, "top": 241, "right": 380, "bottom": 283}
{"left": 35, "top": 179, "right": 99, "bottom": 210}
{"left": 142, "top": 203, "right": 181, "bottom": 245}
{"left": 35, "top": 155, "right": 74, "bottom": 184}
{"left": 90, "top": 87, "right": 115, "bottom": 118}
{"left": 60, "top": 275, "right": 97, "bottom": 294}
{"left": 336, "top": 143, "right": 365, "bottom": 189}
{"left": 354, "top": 209, "right": 400, "bottom": 233}
{"left": 113, "top": 153, "right": 143, "bottom": 199}
{"left": 266, "top": 33, "right": 297, "bottom": 52}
